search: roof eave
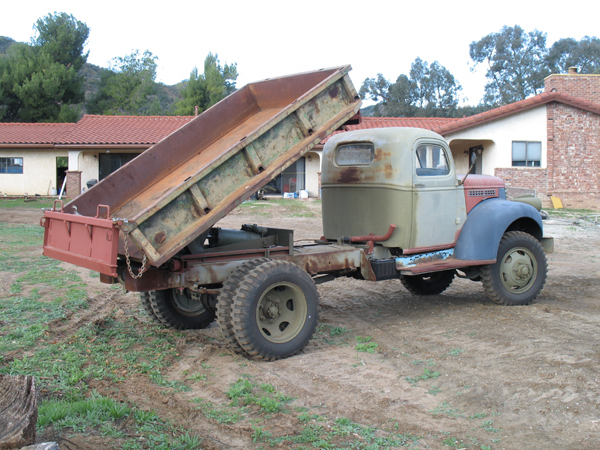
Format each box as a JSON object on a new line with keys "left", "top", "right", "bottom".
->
{"left": 54, "top": 144, "right": 151, "bottom": 149}
{"left": 0, "top": 143, "right": 55, "bottom": 148}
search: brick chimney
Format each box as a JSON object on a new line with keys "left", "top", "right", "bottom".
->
{"left": 544, "top": 69, "right": 600, "bottom": 103}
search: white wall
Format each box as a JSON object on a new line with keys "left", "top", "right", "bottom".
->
{"left": 0, "top": 148, "right": 68, "bottom": 196}
{"left": 445, "top": 106, "right": 547, "bottom": 174}
{"left": 305, "top": 151, "right": 321, "bottom": 197}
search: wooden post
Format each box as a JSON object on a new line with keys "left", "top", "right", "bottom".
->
{"left": 0, "top": 375, "right": 37, "bottom": 449}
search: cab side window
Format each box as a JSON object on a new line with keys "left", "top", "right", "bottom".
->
{"left": 415, "top": 144, "right": 449, "bottom": 176}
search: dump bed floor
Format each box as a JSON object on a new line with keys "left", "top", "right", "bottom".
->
{"left": 114, "top": 107, "right": 281, "bottom": 219}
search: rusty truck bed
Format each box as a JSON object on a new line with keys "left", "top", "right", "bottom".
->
{"left": 42, "top": 66, "right": 361, "bottom": 274}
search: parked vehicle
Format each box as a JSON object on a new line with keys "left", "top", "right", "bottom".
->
{"left": 41, "top": 67, "right": 552, "bottom": 361}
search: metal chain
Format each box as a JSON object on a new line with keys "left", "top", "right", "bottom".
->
{"left": 122, "top": 232, "right": 147, "bottom": 279}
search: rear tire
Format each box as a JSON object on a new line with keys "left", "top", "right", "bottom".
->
{"left": 140, "top": 292, "right": 162, "bottom": 324}
{"left": 148, "top": 288, "right": 215, "bottom": 329}
{"left": 400, "top": 270, "right": 455, "bottom": 296}
{"left": 482, "top": 231, "right": 547, "bottom": 306}
{"left": 216, "top": 258, "right": 269, "bottom": 355}
{"left": 231, "top": 260, "right": 319, "bottom": 361}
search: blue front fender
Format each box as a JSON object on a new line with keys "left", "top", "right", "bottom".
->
{"left": 454, "top": 199, "right": 543, "bottom": 261}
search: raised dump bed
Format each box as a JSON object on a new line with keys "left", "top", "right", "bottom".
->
{"left": 42, "top": 66, "right": 361, "bottom": 274}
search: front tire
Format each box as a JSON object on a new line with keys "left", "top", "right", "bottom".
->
{"left": 400, "top": 270, "right": 455, "bottom": 296}
{"left": 148, "top": 288, "right": 215, "bottom": 329}
{"left": 482, "top": 231, "right": 547, "bottom": 306}
{"left": 231, "top": 260, "right": 319, "bottom": 361}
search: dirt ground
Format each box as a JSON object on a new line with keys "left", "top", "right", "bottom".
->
{"left": 4, "top": 201, "right": 600, "bottom": 449}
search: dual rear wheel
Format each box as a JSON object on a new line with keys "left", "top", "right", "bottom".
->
{"left": 217, "top": 259, "right": 319, "bottom": 361}
{"left": 140, "top": 259, "right": 319, "bottom": 361}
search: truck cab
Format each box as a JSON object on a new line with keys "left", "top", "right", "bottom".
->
{"left": 322, "top": 127, "right": 550, "bottom": 308}
{"left": 322, "top": 127, "right": 468, "bottom": 252}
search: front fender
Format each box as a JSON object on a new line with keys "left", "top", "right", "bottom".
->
{"left": 455, "top": 198, "right": 543, "bottom": 261}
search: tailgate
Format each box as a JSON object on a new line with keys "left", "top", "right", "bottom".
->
{"left": 41, "top": 202, "right": 119, "bottom": 277}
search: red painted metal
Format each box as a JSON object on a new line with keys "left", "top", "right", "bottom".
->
{"left": 462, "top": 175, "right": 504, "bottom": 213}
{"left": 41, "top": 201, "right": 119, "bottom": 277}
{"left": 349, "top": 224, "right": 397, "bottom": 254}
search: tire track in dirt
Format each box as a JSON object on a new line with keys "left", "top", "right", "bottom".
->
{"left": 47, "top": 290, "right": 127, "bottom": 337}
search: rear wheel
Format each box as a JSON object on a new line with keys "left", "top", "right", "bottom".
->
{"left": 148, "top": 288, "right": 215, "bottom": 329}
{"left": 400, "top": 270, "right": 455, "bottom": 296}
{"left": 140, "top": 292, "right": 162, "bottom": 324}
{"left": 216, "top": 258, "right": 269, "bottom": 355}
{"left": 231, "top": 260, "right": 319, "bottom": 361}
{"left": 482, "top": 231, "right": 547, "bottom": 306}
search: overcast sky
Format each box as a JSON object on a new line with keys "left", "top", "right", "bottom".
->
{"left": 2, "top": 0, "right": 598, "bottom": 106}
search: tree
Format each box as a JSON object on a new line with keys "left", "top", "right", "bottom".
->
{"left": 174, "top": 53, "right": 238, "bottom": 115}
{"left": 470, "top": 25, "right": 549, "bottom": 106}
{"left": 0, "top": 36, "right": 15, "bottom": 54}
{"left": 359, "top": 58, "right": 462, "bottom": 117}
{"left": 32, "top": 13, "right": 89, "bottom": 72}
{"left": 0, "top": 13, "right": 89, "bottom": 122}
{"left": 547, "top": 36, "right": 600, "bottom": 74}
{"left": 86, "top": 50, "right": 160, "bottom": 115}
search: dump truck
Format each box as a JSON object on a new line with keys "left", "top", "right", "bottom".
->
{"left": 41, "top": 66, "right": 552, "bottom": 361}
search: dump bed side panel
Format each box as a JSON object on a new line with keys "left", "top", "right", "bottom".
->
{"left": 127, "top": 74, "right": 360, "bottom": 266}
{"left": 47, "top": 66, "right": 360, "bottom": 269}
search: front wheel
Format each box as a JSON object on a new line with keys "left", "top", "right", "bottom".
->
{"left": 482, "top": 231, "right": 547, "bottom": 306}
{"left": 231, "top": 260, "right": 319, "bottom": 361}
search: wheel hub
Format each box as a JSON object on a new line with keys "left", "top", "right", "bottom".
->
{"left": 500, "top": 248, "right": 537, "bottom": 292}
{"left": 265, "top": 303, "right": 280, "bottom": 318}
{"left": 256, "top": 282, "right": 307, "bottom": 343}
{"left": 172, "top": 289, "right": 207, "bottom": 315}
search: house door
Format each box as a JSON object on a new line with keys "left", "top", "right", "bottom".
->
{"left": 468, "top": 145, "right": 483, "bottom": 174}
{"left": 56, "top": 157, "right": 68, "bottom": 194}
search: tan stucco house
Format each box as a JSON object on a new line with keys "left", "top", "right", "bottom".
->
{"left": 2, "top": 70, "right": 599, "bottom": 208}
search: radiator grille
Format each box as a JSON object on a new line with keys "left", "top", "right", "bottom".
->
{"left": 468, "top": 189, "right": 497, "bottom": 197}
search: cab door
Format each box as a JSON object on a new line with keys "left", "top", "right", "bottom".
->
{"left": 410, "top": 140, "right": 459, "bottom": 251}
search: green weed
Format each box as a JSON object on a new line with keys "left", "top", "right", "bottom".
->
{"left": 355, "top": 336, "right": 379, "bottom": 353}
{"left": 481, "top": 420, "right": 501, "bottom": 433}
{"left": 431, "top": 401, "right": 464, "bottom": 418}
{"left": 447, "top": 348, "right": 464, "bottom": 357}
{"left": 406, "top": 367, "right": 441, "bottom": 385}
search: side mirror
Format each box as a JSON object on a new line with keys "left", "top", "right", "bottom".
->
{"left": 459, "top": 152, "right": 478, "bottom": 186}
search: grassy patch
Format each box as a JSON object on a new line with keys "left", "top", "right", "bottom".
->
{"left": 240, "top": 199, "right": 318, "bottom": 217}
{"left": 0, "top": 198, "right": 56, "bottom": 209}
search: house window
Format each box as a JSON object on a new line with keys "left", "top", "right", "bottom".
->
{"left": 512, "top": 141, "right": 541, "bottom": 167}
{"left": 0, "top": 157, "right": 23, "bottom": 174}
{"left": 99, "top": 153, "right": 139, "bottom": 180}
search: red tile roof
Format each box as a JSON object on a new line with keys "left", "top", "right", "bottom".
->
{"left": 433, "top": 92, "right": 600, "bottom": 135}
{"left": 0, "top": 115, "right": 194, "bottom": 147}
{"left": 345, "top": 116, "right": 460, "bottom": 131}
{"left": 58, "top": 115, "right": 194, "bottom": 145}
{"left": 0, "top": 122, "right": 74, "bottom": 145}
